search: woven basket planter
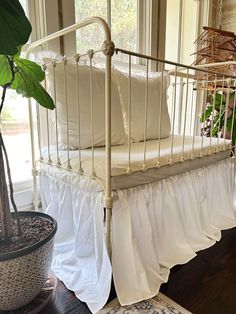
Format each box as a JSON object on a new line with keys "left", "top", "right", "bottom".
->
{"left": 0, "top": 211, "right": 57, "bottom": 311}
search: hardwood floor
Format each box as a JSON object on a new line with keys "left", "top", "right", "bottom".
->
{"left": 43, "top": 227, "right": 236, "bottom": 313}
{"left": 161, "top": 227, "right": 236, "bottom": 314}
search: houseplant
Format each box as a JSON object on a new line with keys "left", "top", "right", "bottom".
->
{"left": 0, "top": 0, "right": 57, "bottom": 310}
{"left": 200, "top": 90, "right": 236, "bottom": 145}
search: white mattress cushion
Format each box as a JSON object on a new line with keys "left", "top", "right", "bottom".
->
{"left": 45, "top": 61, "right": 126, "bottom": 149}
{"left": 112, "top": 68, "right": 171, "bottom": 142}
{"left": 42, "top": 135, "right": 231, "bottom": 187}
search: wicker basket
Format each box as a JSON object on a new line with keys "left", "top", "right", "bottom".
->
{"left": 0, "top": 211, "right": 57, "bottom": 311}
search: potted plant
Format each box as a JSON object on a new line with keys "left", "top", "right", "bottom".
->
{"left": 200, "top": 90, "right": 236, "bottom": 145}
{"left": 0, "top": 0, "right": 57, "bottom": 311}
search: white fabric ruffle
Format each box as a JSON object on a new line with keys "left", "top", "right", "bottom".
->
{"left": 40, "top": 169, "right": 111, "bottom": 313}
{"left": 40, "top": 157, "right": 236, "bottom": 312}
{"left": 112, "top": 158, "right": 236, "bottom": 305}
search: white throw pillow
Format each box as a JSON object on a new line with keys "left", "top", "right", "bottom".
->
{"left": 112, "top": 68, "right": 171, "bottom": 142}
{"left": 45, "top": 61, "right": 126, "bottom": 149}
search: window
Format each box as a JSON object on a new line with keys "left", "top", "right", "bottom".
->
{"left": 165, "top": 0, "right": 199, "bottom": 65}
{"left": 74, "top": 0, "right": 137, "bottom": 53}
{"left": 165, "top": 0, "right": 200, "bottom": 135}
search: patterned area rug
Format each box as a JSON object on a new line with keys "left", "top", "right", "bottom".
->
{"left": 98, "top": 292, "right": 192, "bottom": 314}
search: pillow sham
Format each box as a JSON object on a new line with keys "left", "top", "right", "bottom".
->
{"left": 45, "top": 61, "right": 126, "bottom": 149}
{"left": 112, "top": 68, "right": 171, "bottom": 142}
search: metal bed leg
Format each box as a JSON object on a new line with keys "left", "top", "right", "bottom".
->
{"left": 106, "top": 206, "right": 112, "bottom": 260}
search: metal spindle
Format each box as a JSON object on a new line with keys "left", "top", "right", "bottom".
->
{"left": 169, "top": 66, "right": 178, "bottom": 164}
{"left": 142, "top": 59, "right": 149, "bottom": 170}
{"left": 189, "top": 81, "right": 195, "bottom": 136}
{"left": 43, "top": 64, "right": 52, "bottom": 164}
{"left": 191, "top": 71, "right": 200, "bottom": 159}
{"left": 157, "top": 63, "right": 164, "bottom": 167}
{"left": 89, "top": 50, "right": 95, "bottom": 177}
{"left": 75, "top": 54, "right": 83, "bottom": 174}
{"left": 223, "top": 78, "right": 231, "bottom": 149}
{"left": 181, "top": 69, "right": 189, "bottom": 161}
{"left": 216, "top": 76, "right": 225, "bottom": 151}
{"left": 52, "top": 61, "right": 61, "bottom": 167}
{"left": 200, "top": 77, "right": 208, "bottom": 156}
{"left": 208, "top": 75, "right": 217, "bottom": 154}
{"left": 230, "top": 83, "right": 236, "bottom": 147}
{"left": 63, "top": 56, "right": 71, "bottom": 170}
{"left": 127, "top": 54, "right": 132, "bottom": 174}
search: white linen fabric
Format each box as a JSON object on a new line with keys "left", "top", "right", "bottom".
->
{"left": 45, "top": 61, "right": 126, "bottom": 149}
{"left": 112, "top": 68, "right": 171, "bottom": 142}
{"left": 40, "top": 170, "right": 111, "bottom": 313}
{"left": 111, "top": 158, "right": 236, "bottom": 305}
{"left": 40, "top": 157, "right": 236, "bottom": 312}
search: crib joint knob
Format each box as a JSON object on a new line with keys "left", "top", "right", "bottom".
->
{"left": 78, "top": 167, "right": 83, "bottom": 175}
{"left": 88, "top": 50, "right": 94, "bottom": 59}
{"left": 168, "top": 159, "right": 173, "bottom": 165}
{"left": 102, "top": 40, "right": 115, "bottom": 56}
{"left": 142, "top": 164, "right": 147, "bottom": 171}
{"left": 32, "top": 168, "right": 38, "bottom": 176}
{"left": 104, "top": 196, "right": 113, "bottom": 209}
{"left": 126, "top": 167, "right": 132, "bottom": 175}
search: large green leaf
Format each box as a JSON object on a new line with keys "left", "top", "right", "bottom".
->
{"left": 226, "top": 116, "right": 236, "bottom": 131}
{"left": 230, "top": 91, "right": 235, "bottom": 100}
{"left": 15, "top": 58, "right": 45, "bottom": 82}
{"left": 0, "top": 0, "right": 31, "bottom": 55}
{"left": 200, "top": 105, "right": 213, "bottom": 123}
{"left": 211, "top": 126, "right": 219, "bottom": 137}
{"left": 11, "top": 70, "right": 55, "bottom": 110}
{"left": 0, "top": 55, "right": 12, "bottom": 86}
{"left": 213, "top": 93, "right": 225, "bottom": 109}
{"left": 232, "top": 123, "right": 236, "bottom": 146}
{"left": 14, "top": 46, "right": 22, "bottom": 58}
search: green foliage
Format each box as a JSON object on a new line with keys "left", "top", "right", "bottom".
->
{"left": 0, "top": 0, "right": 31, "bottom": 55}
{"left": 0, "top": 55, "right": 55, "bottom": 110}
{"left": 0, "top": 56, "right": 12, "bottom": 86}
{"left": 201, "top": 92, "right": 236, "bottom": 145}
{"left": 0, "top": 0, "right": 55, "bottom": 111}
{"left": 200, "top": 105, "right": 213, "bottom": 123}
{"left": 15, "top": 58, "right": 45, "bottom": 82}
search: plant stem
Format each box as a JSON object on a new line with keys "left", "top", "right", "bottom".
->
{"left": 0, "top": 56, "right": 20, "bottom": 240}
{"left": 0, "top": 86, "right": 7, "bottom": 114}
{"left": 1, "top": 135, "right": 21, "bottom": 236}
{"left": 0, "top": 133, "right": 13, "bottom": 239}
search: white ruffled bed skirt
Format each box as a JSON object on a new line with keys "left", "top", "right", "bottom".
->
{"left": 40, "top": 157, "right": 236, "bottom": 313}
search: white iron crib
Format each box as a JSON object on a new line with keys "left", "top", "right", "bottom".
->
{"left": 26, "top": 17, "right": 236, "bottom": 313}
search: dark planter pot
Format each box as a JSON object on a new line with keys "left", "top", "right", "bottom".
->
{"left": 0, "top": 211, "right": 57, "bottom": 311}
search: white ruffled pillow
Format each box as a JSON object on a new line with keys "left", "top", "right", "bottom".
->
{"left": 112, "top": 68, "right": 171, "bottom": 142}
{"left": 45, "top": 61, "right": 127, "bottom": 149}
